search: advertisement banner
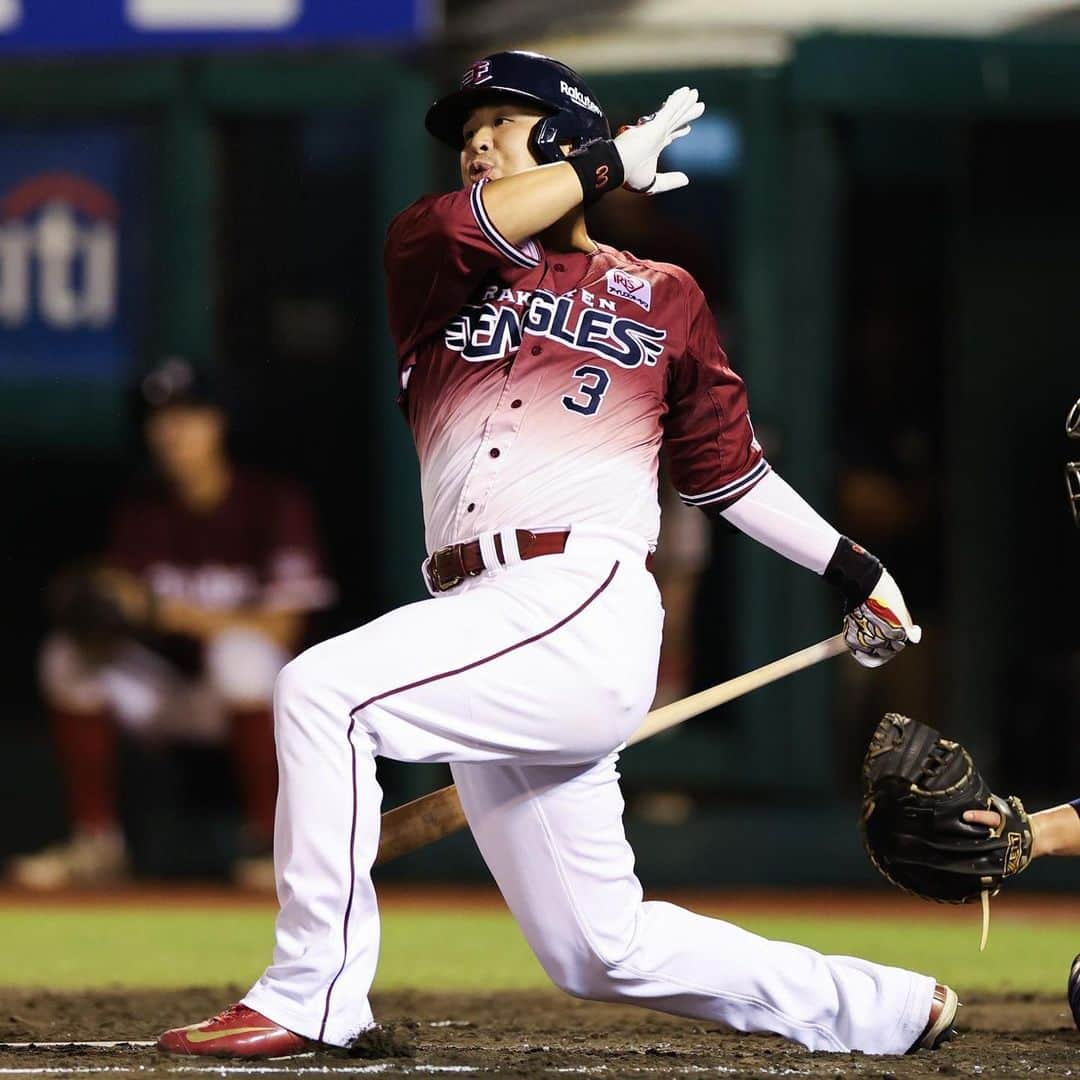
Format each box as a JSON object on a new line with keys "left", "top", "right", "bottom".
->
{"left": 0, "top": 126, "right": 149, "bottom": 448}
{"left": 0, "top": 126, "right": 147, "bottom": 381}
{"left": 0, "top": 0, "right": 432, "bottom": 55}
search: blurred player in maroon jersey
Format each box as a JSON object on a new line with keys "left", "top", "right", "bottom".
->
{"left": 9, "top": 358, "right": 335, "bottom": 890}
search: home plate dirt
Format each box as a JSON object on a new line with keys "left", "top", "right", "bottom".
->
{"left": 1, "top": 988, "right": 1079, "bottom": 1078}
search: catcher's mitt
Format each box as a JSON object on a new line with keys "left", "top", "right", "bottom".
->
{"left": 46, "top": 565, "right": 151, "bottom": 666}
{"left": 861, "top": 713, "right": 1033, "bottom": 918}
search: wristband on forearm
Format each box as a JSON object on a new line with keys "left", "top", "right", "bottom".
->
{"left": 823, "top": 536, "right": 882, "bottom": 612}
{"left": 565, "top": 139, "right": 624, "bottom": 206}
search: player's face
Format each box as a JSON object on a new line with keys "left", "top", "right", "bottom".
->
{"left": 145, "top": 404, "right": 226, "bottom": 479}
{"left": 460, "top": 101, "right": 549, "bottom": 186}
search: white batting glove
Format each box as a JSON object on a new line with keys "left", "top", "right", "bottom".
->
{"left": 614, "top": 87, "right": 704, "bottom": 195}
{"left": 844, "top": 568, "right": 923, "bottom": 668}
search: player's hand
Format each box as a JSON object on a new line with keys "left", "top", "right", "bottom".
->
{"left": 963, "top": 809, "right": 1003, "bottom": 831}
{"left": 843, "top": 568, "right": 922, "bottom": 668}
{"left": 614, "top": 87, "right": 704, "bottom": 195}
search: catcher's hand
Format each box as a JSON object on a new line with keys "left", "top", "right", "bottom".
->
{"left": 844, "top": 568, "right": 921, "bottom": 668}
{"left": 861, "top": 712, "right": 1033, "bottom": 905}
{"left": 614, "top": 86, "right": 704, "bottom": 195}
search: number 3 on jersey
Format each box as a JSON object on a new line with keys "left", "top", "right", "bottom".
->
{"left": 561, "top": 365, "right": 611, "bottom": 417}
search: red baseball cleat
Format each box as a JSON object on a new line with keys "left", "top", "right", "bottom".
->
{"left": 157, "top": 1003, "right": 311, "bottom": 1058}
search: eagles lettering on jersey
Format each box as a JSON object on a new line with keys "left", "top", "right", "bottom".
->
{"left": 445, "top": 286, "right": 667, "bottom": 368}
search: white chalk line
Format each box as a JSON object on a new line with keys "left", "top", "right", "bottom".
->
{"left": 0, "top": 1066, "right": 813, "bottom": 1077}
{"left": 0, "top": 1042, "right": 157, "bottom": 1050}
{"left": 0, "top": 1023, "right": 471, "bottom": 1053}
{"left": 0, "top": 1069, "right": 476, "bottom": 1077}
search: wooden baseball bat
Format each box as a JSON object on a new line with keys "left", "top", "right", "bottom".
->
{"left": 375, "top": 632, "right": 848, "bottom": 865}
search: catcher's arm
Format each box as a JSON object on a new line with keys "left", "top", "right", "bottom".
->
{"left": 965, "top": 801, "right": 1080, "bottom": 858}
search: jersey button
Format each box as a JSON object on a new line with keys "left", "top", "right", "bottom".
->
{"left": 489, "top": 448, "right": 500, "bottom": 458}
{"left": 554, "top": 263, "right": 566, "bottom": 272}
{"left": 510, "top": 399, "right": 522, "bottom": 409}
{"left": 531, "top": 345, "right": 541, "bottom": 356}
{"left": 467, "top": 502, "right": 475, "bottom": 512}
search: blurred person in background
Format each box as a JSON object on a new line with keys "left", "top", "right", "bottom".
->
{"left": 8, "top": 358, "right": 335, "bottom": 890}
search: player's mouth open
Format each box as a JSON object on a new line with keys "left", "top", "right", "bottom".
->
{"left": 469, "top": 161, "right": 495, "bottom": 180}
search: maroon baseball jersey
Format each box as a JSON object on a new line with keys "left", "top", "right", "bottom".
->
{"left": 108, "top": 468, "right": 335, "bottom": 615}
{"left": 384, "top": 178, "right": 768, "bottom": 553}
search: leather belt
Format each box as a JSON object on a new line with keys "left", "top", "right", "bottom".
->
{"left": 426, "top": 529, "right": 570, "bottom": 593}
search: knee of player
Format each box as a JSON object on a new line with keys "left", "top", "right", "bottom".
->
{"left": 273, "top": 644, "right": 339, "bottom": 717}
{"left": 38, "top": 632, "right": 109, "bottom": 713}
{"left": 206, "top": 627, "right": 285, "bottom": 708}
{"left": 540, "top": 945, "right": 627, "bottom": 1003}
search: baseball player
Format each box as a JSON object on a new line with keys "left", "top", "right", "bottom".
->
{"left": 11, "top": 359, "right": 334, "bottom": 890}
{"left": 159, "top": 52, "right": 954, "bottom": 1058}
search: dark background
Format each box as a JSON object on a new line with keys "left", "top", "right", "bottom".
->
{"left": 0, "top": 36, "right": 1076, "bottom": 886}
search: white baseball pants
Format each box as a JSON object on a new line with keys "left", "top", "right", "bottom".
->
{"left": 243, "top": 525, "right": 935, "bottom": 1054}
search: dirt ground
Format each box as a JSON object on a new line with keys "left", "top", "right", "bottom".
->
{"left": 1, "top": 987, "right": 1079, "bottom": 1078}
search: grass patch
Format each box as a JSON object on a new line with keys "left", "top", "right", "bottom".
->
{"left": 0, "top": 904, "right": 1075, "bottom": 994}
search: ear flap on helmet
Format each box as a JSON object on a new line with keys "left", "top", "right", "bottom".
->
{"left": 530, "top": 110, "right": 603, "bottom": 164}
{"left": 530, "top": 113, "right": 570, "bottom": 163}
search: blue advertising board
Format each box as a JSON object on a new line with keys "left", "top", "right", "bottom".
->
{"left": 0, "top": 126, "right": 148, "bottom": 384}
{"left": 0, "top": 0, "right": 432, "bottom": 55}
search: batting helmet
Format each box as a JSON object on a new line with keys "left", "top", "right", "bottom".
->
{"left": 425, "top": 51, "right": 610, "bottom": 164}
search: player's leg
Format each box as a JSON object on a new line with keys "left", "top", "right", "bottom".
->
{"left": 204, "top": 627, "right": 287, "bottom": 884}
{"left": 451, "top": 754, "right": 936, "bottom": 1055}
{"left": 242, "top": 533, "right": 660, "bottom": 1047}
{"left": 9, "top": 634, "right": 127, "bottom": 889}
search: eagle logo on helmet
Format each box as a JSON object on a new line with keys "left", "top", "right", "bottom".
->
{"left": 461, "top": 60, "right": 492, "bottom": 88}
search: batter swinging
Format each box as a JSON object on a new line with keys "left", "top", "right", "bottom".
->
{"left": 159, "top": 51, "right": 955, "bottom": 1058}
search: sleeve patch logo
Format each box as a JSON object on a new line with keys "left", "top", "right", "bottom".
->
{"left": 606, "top": 268, "right": 651, "bottom": 312}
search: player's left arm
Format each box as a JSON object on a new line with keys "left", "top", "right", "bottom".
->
{"left": 664, "top": 280, "right": 919, "bottom": 667}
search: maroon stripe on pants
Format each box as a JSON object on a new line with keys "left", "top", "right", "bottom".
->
{"left": 319, "top": 714, "right": 360, "bottom": 1044}
{"left": 318, "top": 560, "right": 620, "bottom": 1043}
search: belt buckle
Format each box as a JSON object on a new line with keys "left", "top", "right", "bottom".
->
{"left": 429, "top": 545, "right": 464, "bottom": 593}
